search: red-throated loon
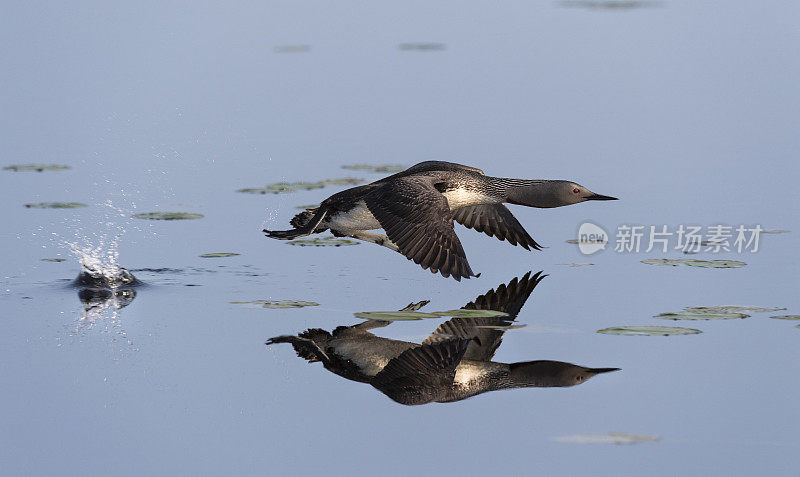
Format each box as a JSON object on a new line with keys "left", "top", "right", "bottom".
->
{"left": 265, "top": 272, "right": 619, "bottom": 405}
{"left": 263, "top": 161, "right": 617, "bottom": 281}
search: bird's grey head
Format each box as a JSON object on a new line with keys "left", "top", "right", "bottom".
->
{"left": 505, "top": 180, "right": 618, "bottom": 208}
{"left": 508, "top": 360, "right": 620, "bottom": 388}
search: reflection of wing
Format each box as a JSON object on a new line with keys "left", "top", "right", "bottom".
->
{"left": 370, "top": 339, "right": 471, "bottom": 405}
{"left": 453, "top": 205, "right": 542, "bottom": 250}
{"left": 422, "top": 271, "right": 546, "bottom": 361}
{"left": 365, "top": 177, "right": 476, "bottom": 280}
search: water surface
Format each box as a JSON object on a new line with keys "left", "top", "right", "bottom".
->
{"left": 1, "top": 1, "right": 799, "bottom": 476}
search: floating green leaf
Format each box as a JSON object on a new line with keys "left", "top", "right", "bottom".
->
{"left": 771, "top": 315, "right": 800, "bottom": 320}
{"left": 341, "top": 164, "right": 406, "bottom": 173}
{"left": 24, "top": 202, "right": 86, "bottom": 209}
{"left": 237, "top": 178, "right": 364, "bottom": 195}
{"left": 597, "top": 326, "right": 701, "bottom": 336}
{"left": 683, "top": 259, "right": 746, "bottom": 268}
{"left": 641, "top": 258, "right": 685, "bottom": 266}
{"left": 294, "top": 204, "right": 320, "bottom": 210}
{"left": 399, "top": 43, "right": 445, "bottom": 51}
{"left": 287, "top": 237, "right": 359, "bottom": 247}
{"left": 4, "top": 164, "right": 70, "bottom": 172}
{"left": 641, "top": 258, "right": 746, "bottom": 268}
{"left": 474, "top": 324, "right": 527, "bottom": 330}
{"left": 566, "top": 239, "right": 607, "bottom": 245}
{"left": 686, "top": 306, "right": 786, "bottom": 314}
{"left": 761, "top": 229, "right": 790, "bottom": 234}
{"left": 320, "top": 178, "right": 363, "bottom": 186}
{"left": 199, "top": 253, "right": 240, "bottom": 258}
{"left": 41, "top": 258, "right": 66, "bottom": 262}
{"left": 429, "top": 309, "right": 509, "bottom": 318}
{"left": 553, "top": 433, "right": 660, "bottom": 445}
{"left": 132, "top": 212, "right": 204, "bottom": 220}
{"left": 230, "top": 300, "right": 319, "bottom": 309}
{"left": 354, "top": 311, "right": 441, "bottom": 321}
{"left": 655, "top": 311, "right": 749, "bottom": 321}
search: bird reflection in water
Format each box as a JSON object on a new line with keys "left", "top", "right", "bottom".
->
{"left": 266, "top": 271, "right": 619, "bottom": 405}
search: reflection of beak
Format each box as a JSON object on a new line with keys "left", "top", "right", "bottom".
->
{"left": 589, "top": 367, "right": 621, "bottom": 374}
{"left": 586, "top": 193, "right": 618, "bottom": 201}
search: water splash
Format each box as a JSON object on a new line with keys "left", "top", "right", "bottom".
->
{"left": 47, "top": 200, "right": 140, "bottom": 350}
{"left": 57, "top": 200, "right": 129, "bottom": 280}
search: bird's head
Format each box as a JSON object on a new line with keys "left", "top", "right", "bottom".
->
{"left": 508, "top": 360, "right": 620, "bottom": 387}
{"left": 506, "top": 180, "right": 618, "bottom": 208}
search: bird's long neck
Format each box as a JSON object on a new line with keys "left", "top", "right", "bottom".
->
{"left": 501, "top": 361, "right": 572, "bottom": 388}
{"left": 486, "top": 177, "right": 563, "bottom": 208}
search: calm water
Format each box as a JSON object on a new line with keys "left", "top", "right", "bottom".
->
{"left": 2, "top": 1, "right": 799, "bottom": 476}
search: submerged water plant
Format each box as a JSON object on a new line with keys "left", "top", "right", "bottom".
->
{"left": 597, "top": 326, "right": 702, "bottom": 336}
{"left": 25, "top": 202, "right": 86, "bottom": 209}
{"left": 132, "top": 212, "right": 204, "bottom": 220}
{"left": 287, "top": 237, "right": 359, "bottom": 247}
{"left": 231, "top": 300, "right": 319, "bottom": 309}
{"left": 4, "top": 164, "right": 70, "bottom": 172}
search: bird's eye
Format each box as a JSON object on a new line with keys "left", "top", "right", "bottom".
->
{"left": 573, "top": 188, "right": 580, "bottom": 194}
{"left": 576, "top": 376, "right": 583, "bottom": 381}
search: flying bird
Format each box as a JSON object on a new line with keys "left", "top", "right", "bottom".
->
{"left": 264, "top": 161, "right": 617, "bottom": 280}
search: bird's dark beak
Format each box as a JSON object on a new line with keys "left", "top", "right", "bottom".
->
{"left": 586, "top": 193, "right": 618, "bottom": 201}
{"left": 588, "top": 367, "right": 621, "bottom": 375}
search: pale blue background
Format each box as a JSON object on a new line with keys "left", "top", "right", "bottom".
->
{"left": 1, "top": 1, "right": 798, "bottom": 476}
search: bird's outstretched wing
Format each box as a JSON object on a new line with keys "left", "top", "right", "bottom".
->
{"left": 370, "top": 339, "right": 471, "bottom": 405}
{"left": 364, "top": 177, "right": 477, "bottom": 281}
{"left": 422, "top": 271, "right": 546, "bottom": 361}
{"left": 452, "top": 204, "right": 542, "bottom": 251}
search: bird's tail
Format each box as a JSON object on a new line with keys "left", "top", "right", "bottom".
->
{"left": 266, "top": 328, "right": 332, "bottom": 363}
{"left": 264, "top": 207, "right": 329, "bottom": 239}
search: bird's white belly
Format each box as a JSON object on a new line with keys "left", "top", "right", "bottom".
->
{"left": 442, "top": 188, "right": 494, "bottom": 210}
{"left": 326, "top": 201, "right": 381, "bottom": 233}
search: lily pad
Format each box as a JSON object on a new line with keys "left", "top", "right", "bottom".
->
{"left": 641, "top": 258, "right": 746, "bottom": 268}
{"left": 199, "top": 253, "right": 240, "bottom": 258}
{"left": 430, "top": 309, "right": 509, "bottom": 318}
{"left": 274, "top": 45, "right": 310, "bottom": 53}
{"left": 320, "top": 178, "right": 363, "bottom": 186}
{"left": 287, "top": 237, "right": 359, "bottom": 247}
{"left": 238, "top": 182, "right": 324, "bottom": 194}
{"left": 761, "top": 229, "right": 790, "bottom": 234}
{"left": 655, "top": 311, "right": 749, "bottom": 321}
{"left": 341, "top": 164, "right": 406, "bottom": 173}
{"left": 237, "top": 178, "right": 364, "bottom": 195}
{"left": 474, "top": 324, "right": 527, "bottom": 330}
{"left": 132, "top": 212, "right": 204, "bottom": 220}
{"left": 398, "top": 43, "right": 445, "bottom": 51}
{"left": 553, "top": 433, "right": 660, "bottom": 445}
{"left": 354, "top": 311, "right": 441, "bottom": 321}
{"left": 4, "top": 164, "right": 70, "bottom": 172}
{"left": 686, "top": 306, "right": 786, "bottom": 314}
{"left": 24, "top": 202, "right": 86, "bottom": 209}
{"left": 230, "top": 300, "right": 319, "bottom": 309}
{"left": 641, "top": 258, "right": 685, "bottom": 266}
{"left": 683, "top": 259, "right": 746, "bottom": 269}
{"left": 566, "top": 239, "right": 607, "bottom": 244}
{"left": 41, "top": 258, "right": 66, "bottom": 262}
{"left": 295, "top": 204, "right": 320, "bottom": 210}
{"left": 597, "top": 326, "right": 701, "bottom": 336}
{"left": 771, "top": 315, "right": 800, "bottom": 320}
